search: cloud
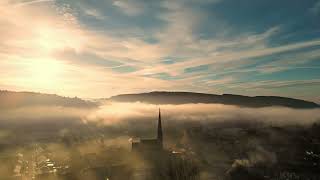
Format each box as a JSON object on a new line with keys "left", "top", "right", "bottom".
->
{"left": 200, "top": 76, "right": 235, "bottom": 86}
{"left": 83, "top": 8, "right": 106, "bottom": 20}
{"left": 13, "top": 0, "right": 55, "bottom": 7}
{"left": 0, "top": 0, "right": 183, "bottom": 97}
{"left": 229, "top": 79, "right": 320, "bottom": 90}
{"left": 0, "top": 0, "right": 319, "bottom": 100}
{"left": 112, "top": 0, "right": 145, "bottom": 16}
{"left": 54, "top": 48, "right": 123, "bottom": 68}
{"left": 310, "top": 0, "right": 320, "bottom": 14}
{"left": 135, "top": 38, "right": 320, "bottom": 77}
{"left": 256, "top": 49, "right": 320, "bottom": 73}
{"left": 223, "top": 79, "right": 320, "bottom": 103}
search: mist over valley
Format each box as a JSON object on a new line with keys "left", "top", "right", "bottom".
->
{"left": 1, "top": 91, "right": 320, "bottom": 179}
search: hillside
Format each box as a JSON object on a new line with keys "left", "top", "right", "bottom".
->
{"left": 0, "top": 90, "right": 97, "bottom": 108}
{"left": 109, "top": 91, "right": 319, "bottom": 109}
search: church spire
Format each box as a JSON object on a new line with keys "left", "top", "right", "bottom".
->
{"left": 157, "top": 108, "right": 163, "bottom": 147}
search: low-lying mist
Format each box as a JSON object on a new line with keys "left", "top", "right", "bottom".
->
{"left": 1, "top": 102, "right": 320, "bottom": 179}
{"left": 87, "top": 102, "right": 320, "bottom": 127}
{"left": 1, "top": 102, "right": 320, "bottom": 146}
{"left": 2, "top": 102, "right": 319, "bottom": 126}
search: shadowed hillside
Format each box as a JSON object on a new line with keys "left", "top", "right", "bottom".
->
{"left": 109, "top": 91, "right": 319, "bottom": 109}
{"left": 0, "top": 90, "right": 97, "bottom": 108}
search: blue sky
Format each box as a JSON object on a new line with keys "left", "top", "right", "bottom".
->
{"left": 0, "top": 0, "right": 319, "bottom": 101}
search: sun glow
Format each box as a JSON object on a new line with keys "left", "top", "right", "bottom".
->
{"left": 36, "top": 27, "right": 63, "bottom": 51}
{"left": 35, "top": 26, "right": 85, "bottom": 53}
{"left": 26, "top": 59, "right": 64, "bottom": 89}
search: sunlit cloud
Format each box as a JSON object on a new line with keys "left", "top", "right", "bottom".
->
{"left": 14, "top": 0, "right": 55, "bottom": 7}
{"left": 0, "top": 0, "right": 319, "bottom": 101}
{"left": 112, "top": 0, "right": 145, "bottom": 16}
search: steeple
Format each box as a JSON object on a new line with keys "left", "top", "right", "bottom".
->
{"left": 157, "top": 108, "right": 163, "bottom": 147}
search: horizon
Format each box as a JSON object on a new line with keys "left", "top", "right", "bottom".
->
{"left": 2, "top": 89, "right": 320, "bottom": 105}
{"left": 1, "top": 0, "right": 320, "bottom": 102}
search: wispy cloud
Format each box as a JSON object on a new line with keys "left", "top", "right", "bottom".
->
{"left": 256, "top": 49, "right": 320, "bottom": 73}
{"left": 83, "top": 8, "right": 106, "bottom": 20}
{"left": 0, "top": 0, "right": 319, "bottom": 100}
{"left": 13, "top": 0, "right": 55, "bottom": 7}
{"left": 229, "top": 79, "right": 320, "bottom": 90}
{"left": 133, "top": 37, "right": 320, "bottom": 76}
{"left": 310, "top": 0, "right": 320, "bottom": 14}
{"left": 112, "top": 0, "right": 145, "bottom": 16}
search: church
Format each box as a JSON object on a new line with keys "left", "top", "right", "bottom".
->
{"left": 132, "top": 108, "right": 163, "bottom": 152}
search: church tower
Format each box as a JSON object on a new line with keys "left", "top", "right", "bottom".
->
{"left": 131, "top": 109, "right": 164, "bottom": 152}
{"left": 157, "top": 108, "right": 163, "bottom": 148}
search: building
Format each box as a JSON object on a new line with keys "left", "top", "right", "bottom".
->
{"left": 131, "top": 109, "right": 200, "bottom": 180}
{"left": 132, "top": 108, "right": 163, "bottom": 152}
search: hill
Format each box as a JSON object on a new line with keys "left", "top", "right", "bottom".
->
{"left": 109, "top": 91, "right": 319, "bottom": 109}
{"left": 0, "top": 90, "right": 97, "bottom": 108}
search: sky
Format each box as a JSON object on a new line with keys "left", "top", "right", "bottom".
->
{"left": 0, "top": 0, "right": 320, "bottom": 102}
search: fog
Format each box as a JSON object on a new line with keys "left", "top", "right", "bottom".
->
{"left": 87, "top": 102, "right": 320, "bottom": 126}
{"left": 1, "top": 102, "right": 320, "bottom": 179}
{"left": 2, "top": 102, "right": 319, "bottom": 126}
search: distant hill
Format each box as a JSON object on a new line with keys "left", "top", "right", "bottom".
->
{"left": 0, "top": 90, "right": 97, "bottom": 109}
{"left": 109, "top": 91, "right": 319, "bottom": 109}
